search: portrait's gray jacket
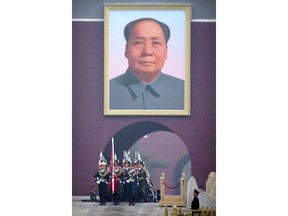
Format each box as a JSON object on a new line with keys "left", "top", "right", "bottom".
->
{"left": 109, "top": 70, "right": 184, "bottom": 110}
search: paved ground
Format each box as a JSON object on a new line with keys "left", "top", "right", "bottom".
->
{"left": 72, "top": 200, "right": 169, "bottom": 216}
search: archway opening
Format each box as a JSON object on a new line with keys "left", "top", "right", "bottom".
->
{"left": 103, "top": 121, "right": 191, "bottom": 195}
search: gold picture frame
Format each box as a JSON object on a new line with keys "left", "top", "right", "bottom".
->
{"left": 104, "top": 4, "right": 191, "bottom": 116}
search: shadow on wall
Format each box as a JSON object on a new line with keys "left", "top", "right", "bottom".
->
{"left": 103, "top": 121, "right": 191, "bottom": 195}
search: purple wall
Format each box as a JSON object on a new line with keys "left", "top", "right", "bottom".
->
{"left": 72, "top": 21, "right": 216, "bottom": 195}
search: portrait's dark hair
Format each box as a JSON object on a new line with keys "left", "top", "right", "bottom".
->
{"left": 124, "top": 18, "right": 170, "bottom": 43}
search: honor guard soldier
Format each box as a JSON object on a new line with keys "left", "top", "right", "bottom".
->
{"left": 128, "top": 162, "right": 137, "bottom": 206}
{"left": 110, "top": 154, "right": 123, "bottom": 205}
{"left": 145, "top": 169, "right": 155, "bottom": 202}
{"left": 93, "top": 151, "right": 110, "bottom": 205}
{"left": 135, "top": 152, "right": 147, "bottom": 202}
{"left": 122, "top": 151, "right": 131, "bottom": 202}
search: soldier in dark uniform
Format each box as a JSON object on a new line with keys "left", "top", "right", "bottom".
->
{"left": 128, "top": 162, "right": 137, "bottom": 206}
{"left": 111, "top": 157, "right": 124, "bottom": 205}
{"left": 122, "top": 151, "right": 131, "bottom": 202}
{"left": 136, "top": 162, "right": 147, "bottom": 202}
{"left": 135, "top": 152, "right": 147, "bottom": 202}
{"left": 116, "top": 163, "right": 124, "bottom": 203}
{"left": 145, "top": 172, "right": 154, "bottom": 202}
{"left": 191, "top": 189, "right": 200, "bottom": 215}
{"left": 156, "top": 189, "right": 161, "bottom": 202}
{"left": 93, "top": 151, "right": 110, "bottom": 205}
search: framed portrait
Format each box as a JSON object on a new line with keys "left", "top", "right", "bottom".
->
{"left": 104, "top": 4, "right": 191, "bottom": 116}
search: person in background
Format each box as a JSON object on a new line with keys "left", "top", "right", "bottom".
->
{"left": 156, "top": 189, "right": 161, "bottom": 202}
{"left": 90, "top": 186, "right": 97, "bottom": 202}
{"left": 191, "top": 189, "right": 200, "bottom": 215}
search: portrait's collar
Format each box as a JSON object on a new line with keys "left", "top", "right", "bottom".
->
{"left": 124, "top": 69, "right": 165, "bottom": 98}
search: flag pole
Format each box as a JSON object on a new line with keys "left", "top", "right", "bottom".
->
{"left": 111, "top": 137, "right": 115, "bottom": 194}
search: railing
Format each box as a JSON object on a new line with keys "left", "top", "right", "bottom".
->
{"left": 186, "top": 177, "right": 216, "bottom": 208}
{"left": 198, "top": 191, "right": 216, "bottom": 208}
{"left": 165, "top": 205, "right": 216, "bottom": 216}
{"left": 159, "top": 173, "right": 186, "bottom": 206}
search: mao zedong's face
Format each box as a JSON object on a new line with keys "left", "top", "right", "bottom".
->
{"left": 125, "top": 20, "right": 168, "bottom": 83}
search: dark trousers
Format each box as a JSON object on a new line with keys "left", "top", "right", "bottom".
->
{"left": 113, "top": 192, "right": 119, "bottom": 204}
{"left": 137, "top": 180, "right": 145, "bottom": 202}
{"left": 123, "top": 183, "right": 129, "bottom": 201}
{"left": 129, "top": 181, "right": 136, "bottom": 204}
{"left": 98, "top": 182, "right": 107, "bottom": 204}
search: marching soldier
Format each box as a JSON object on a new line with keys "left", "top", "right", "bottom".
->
{"left": 135, "top": 152, "right": 147, "bottom": 202}
{"left": 110, "top": 155, "right": 124, "bottom": 205}
{"left": 145, "top": 170, "right": 155, "bottom": 202}
{"left": 122, "top": 151, "right": 131, "bottom": 202}
{"left": 93, "top": 151, "right": 110, "bottom": 205}
{"left": 128, "top": 162, "right": 137, "bottom": 206}
{"left": 115, "top": 161, "right": 124, "bottom": 204}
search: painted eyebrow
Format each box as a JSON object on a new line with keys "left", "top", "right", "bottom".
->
{"left": 132, "top": 36, "right": 161, "bottom": 40}
{"left": 150, "top": 37, "right": 161, "bottom": 40}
